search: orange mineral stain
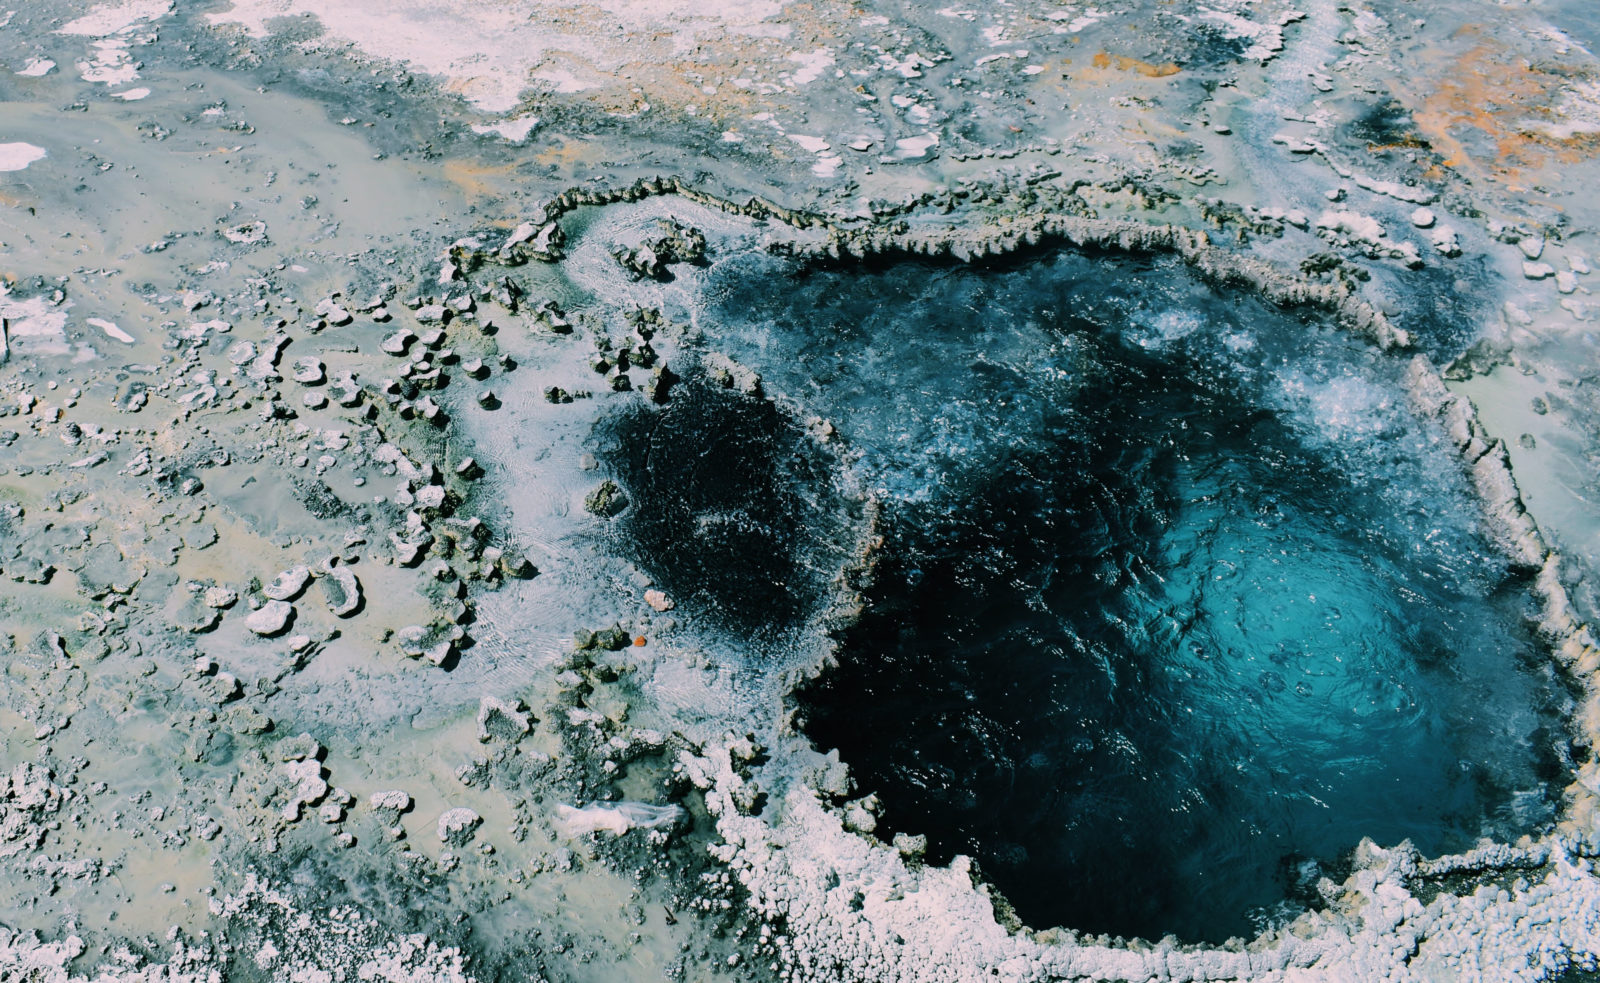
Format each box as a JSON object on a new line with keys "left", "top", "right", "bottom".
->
{"left": 1391, "top": 27, "right": 1600, "bottom": 188}
{"left": 1090, "top": 51, "right": 1181, "bottom": 77}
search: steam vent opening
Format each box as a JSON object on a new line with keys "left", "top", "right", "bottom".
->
{"left": 695, "top": 248, "right": 1574, "bottom": 945}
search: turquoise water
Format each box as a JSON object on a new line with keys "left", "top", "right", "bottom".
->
{"left": 685, "top": 250, "right": 1570, "bottom": 943}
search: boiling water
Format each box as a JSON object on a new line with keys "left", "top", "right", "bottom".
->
{"left": 685, "top": 250, "right": 1571, "bottom": 943}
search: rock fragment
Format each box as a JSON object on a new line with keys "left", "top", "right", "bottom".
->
{"left": 499, "top": 551, "right": 536, "bottom": 579}
{"left": 291, "top": 357, "right": 325, "bottom": 384}
{"left": 369, "top": 790, "right": 412, "bottom": 823}
{"left": 226, "top": 706, "right": 273, "bottom": 735}
{"left": 584, "top": 480, "right": 628, "bottom": 518}
{"left": 397, "top": 624, "right": 457, "bottom": 665}
{"left": 319, "top": 564, "right": 362, "bottom": 617}
{"left": 278, "top": 759, "right": 329, "bottom": 822}
{"left": 263, "top": 565, "right": 313, "bottom": 601}
{"left": 223, "top": 221, "right": 268, "bottom": 244}
{"left": 329, "top": 372, "right": 363, "bottom": 407}
{"left": 704, "top": 353, "right": 761, "bottom": 395}
{"left": 278, "top": 733, "right": 322, "bottom": 762}
{"left": 437, "top": 807, "right": 481, "bottom": 845}
{"left": 414, "top": 485, "right": 446, "bottom": 510}
{"left": 477, "top": 697, "right": 532, "bottom": 742}
{"left": 314, "top": 298, "right": 353, "bottom": 325}
{"left": 380, "top": 329, "right": 415, "bottom": 355}
{"left": 246, "top": 600, "right": 295, "bottom": 637}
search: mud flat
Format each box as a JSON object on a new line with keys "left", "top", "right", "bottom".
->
{"left": 3, "top": 1, "right": 1600, "bottom": 981}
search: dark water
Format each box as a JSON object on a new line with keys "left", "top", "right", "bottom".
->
{"left": 592, "top": 381, "right": 859, "bottom": 641}
{"left": 616, "top": 249, "right": 1568, "bottom": 943}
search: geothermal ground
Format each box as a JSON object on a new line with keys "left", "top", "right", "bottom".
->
{"left": 3, "top": 1, "right": 1600, "bottom": 981}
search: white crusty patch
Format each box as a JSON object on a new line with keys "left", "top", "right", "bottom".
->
{"left": 1191, "top": 2, "right": 1305, "bottom": 63}
{"left": 788, "top": 47, "right": 835, "bottom": 86}
{"left": 57, "top": 0, "right": 172, "bottom": 36}
{"left": 87, "top": 318, "right": 135, "bottom": 344}
{"left": 0, "top": 294, "right": 70, "bottom": 355}
{"left": 206, "top": 0, "right": 792, "bottom": 112}
{"left": 469, "top": 114, "right": 541, "bottom": 142}
{"left": 1523, "top": 79, "right": 1600, "bottom": 141}
{"left": 0, "top": 142, "right": 46, "bottom": 171}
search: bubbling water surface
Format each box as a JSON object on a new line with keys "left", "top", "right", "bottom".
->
{"left": 691, "top": 249, "right": 1569, "bottom": 943}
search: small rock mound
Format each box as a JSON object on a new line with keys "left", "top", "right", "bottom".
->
{"left": 263, "top": 565, "right": 313, "bottom": 601}
{"left": 246, "top": 600, "right": 294, "bottom": 637}
{"left": 320, "top": 564, "right": 362, "bottom": 617}
{"left": 437, "top": 807, "right": 481, "bottom": 846}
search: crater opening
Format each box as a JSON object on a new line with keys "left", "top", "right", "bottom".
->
{"left": 700, "top": 248, "right": 1572, "bottom": 944}
{"left": 590, "top": 378, "right": 857, "bottom": 641}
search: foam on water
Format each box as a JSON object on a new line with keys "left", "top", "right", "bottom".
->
{"left": 1131, "top": 307, "right": 1205, "bottom": 350}
{"left": 689, "top": 249, "right": 1570, "bottom": 943}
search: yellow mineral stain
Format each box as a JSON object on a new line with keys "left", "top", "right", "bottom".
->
{"left": 441, "top": 158, "right": 520, "bottom": 201}
{"left": 1090, "top": 51, "right": 1181, "bottom": 77}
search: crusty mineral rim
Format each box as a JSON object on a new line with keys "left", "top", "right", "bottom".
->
{"left": 530, "top": 174, "right": 1412, "bottom": 351}
{"left": 1405, "top": 354, "right": 1600, "bottom": 835}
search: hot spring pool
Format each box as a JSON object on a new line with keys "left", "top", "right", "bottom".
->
{"left": 599, "top": 247, "right": 1572, "bottom": 944}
